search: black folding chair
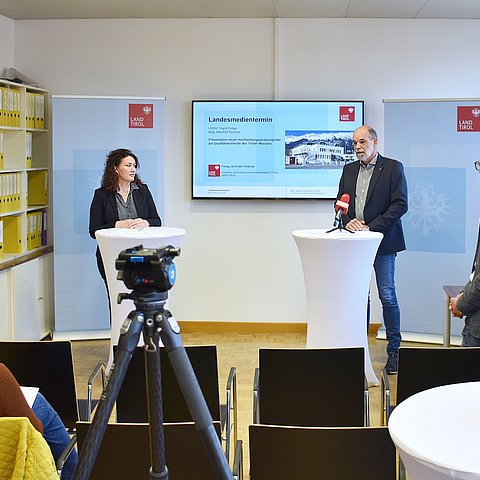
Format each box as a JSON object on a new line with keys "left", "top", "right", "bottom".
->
{"left": 246, "top": 424, "right": 396, "bottom": 479}
{"left": 76, "top": 421, "right": 224, "bottom": 479}
{"left": 381, "top": 346, "right": 480, "bottom": 424}
{"left": 253, "top": 347, "right": 369, "bottom": 427}
{"left": 0, "top": 340, "right": 105, "bottom": 429}
{"left": 114, "top": 344, "right": 237, "bottom": 462}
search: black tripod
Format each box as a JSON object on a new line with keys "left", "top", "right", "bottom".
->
{"left": 326, "top": 210, "right": 354, "bottom": 234}
{"left": 72, "top": 288, "right": 233, "bottom": 480}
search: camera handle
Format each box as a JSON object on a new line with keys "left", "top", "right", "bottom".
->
{"left": 73, "top": 296, "right": 233, "bottom": 480}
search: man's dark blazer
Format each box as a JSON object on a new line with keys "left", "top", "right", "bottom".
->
{"left": 337, "top": 154, "right": 408, "bottom": 256}
{"left": 457, "top": 234, "right": 480, "bottom": 338}
{"left": 89, "top": 183, "right": 162, "bottom": 278}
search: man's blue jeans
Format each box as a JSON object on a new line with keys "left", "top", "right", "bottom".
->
{"left": 461, "top": 321, "right": 480, "bottom": 347}
{"left": 373, "top": 253, "right": 402, "bottom": 355}
{"left": 32, "top": 392, "right": 78, "bottom": 479}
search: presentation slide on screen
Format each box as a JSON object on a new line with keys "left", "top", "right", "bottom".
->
{"left": 192, "top": 101, "right": 364, "bottom": 199}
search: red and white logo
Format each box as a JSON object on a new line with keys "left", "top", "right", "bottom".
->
{"left": 129, "top": 104, "right": 154, "bottom": 128}
{"left": 457, "top": 106, "right": 480, "bottom": 132}
{"left": 208, "top": 164, "right": 221, "bottom": 177}
{"left": 339, "top": 106, "right": 355, "bottom": 122}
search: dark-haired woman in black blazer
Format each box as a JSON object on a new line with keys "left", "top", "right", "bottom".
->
{"left": 89, "top": 148, "right": 161, "bottom": 283}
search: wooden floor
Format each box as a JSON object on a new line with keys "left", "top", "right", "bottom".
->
{"left": 71, "top": 331, "right": 401, "bottom": 477}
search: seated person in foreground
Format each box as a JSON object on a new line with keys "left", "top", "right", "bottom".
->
{"left": 0, "top": 362, "right": 78, "bottom": 479}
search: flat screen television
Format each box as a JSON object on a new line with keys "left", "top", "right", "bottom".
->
{"left": 192, "top": 100, "right": 364, "bottom": 199}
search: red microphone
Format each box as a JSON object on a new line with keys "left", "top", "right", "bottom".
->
{"left": 334, "top": 193, "right": 350, "bottom": 226}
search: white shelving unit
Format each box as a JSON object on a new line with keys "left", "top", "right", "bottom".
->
{"left": 0, "top": 79, "right": 53, "bottom": 340}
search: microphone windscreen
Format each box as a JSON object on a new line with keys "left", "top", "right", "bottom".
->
{"left": 335, "top": 193, "right": 350, "bottom": 213}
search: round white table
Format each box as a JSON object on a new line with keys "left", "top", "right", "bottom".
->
{"left": 388, "top": 381, "right": 480, "bottom": 479}
{"left": 95, "top": 226, "right": 186, "bottom": 367}
{"left": 292, "top": 228, "right": 383, "bottom": 386}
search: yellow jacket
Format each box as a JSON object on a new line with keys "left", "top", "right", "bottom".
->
{"left": 0, "top": 417, "right": 58, "bottom": 479}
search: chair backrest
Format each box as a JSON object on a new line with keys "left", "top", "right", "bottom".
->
{"left": 396, "top": 347, "right": 480, "bottom": 405}
{"left": 249, "top": 424, "right": 396, "bottom": 479}
{"left": 0, "top": 340, "right": 79, "bottom": 429}
{"left": 115, "top": 345, "right": 221, "bottom": 423}
{"left": 259, "top": 347, "right": 365, "bottom": 426}
{"left": 76, "top": 421, "right": 222, "bottom": 480}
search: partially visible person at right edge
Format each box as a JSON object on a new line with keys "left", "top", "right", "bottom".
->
{"left": 336, "top": 125, "right": 408, "bottom": 375}
{"left": 450, "top": 160, "right": 480, "bottom": 346}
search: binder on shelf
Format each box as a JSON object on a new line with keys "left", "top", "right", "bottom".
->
{"left": 3, "top": 215, "right": 22, "bottom": 254}
{"left": 5, "top": 173, "right": 12, "bottom": 212}
{"left": 26, "top": 212, "right": 32, "bottom": 250}
{"left": 27, "top": 170, "right": 48, "bottom": 206}
{"left": 6, "top": 89, "right": 11, "bottom": 127}
{"left": 0, "top": 133, "right": 4, "bottom": 169}
{"left": 0, "top": 174, "right": 6, "bottom": 214}
{"left": 10, "top": 173, "right": 16, "bottom": 212}
{"left": 26, "top": 132, "right": 32, "bottom": 168}
{"left": 26, "top": 92, "right": 35, "bottom": 129}
{"left": 3, "top": 173, "right": 10, "bottom": 213}
{"left": 41, "top": 210, "right": 47, "bottom": 246}
{"left": 8, "top": 173, "right": 13, "bottom": 212}
{"left": 0, "top": 218, "right": 3, "bottom": 258}
{"left": 35, "top": 94, "right": 45, "bottom": 129}
{"left": 13, "top": 173, "right": 18, "bottom": 211}
{"left": 36, "top": 211, "right": 42, "bottom": 248}
{"left": 27, "top": 211, "right": 43, "bottom": 249}
{"left": 14, "top": 90, "right": 21, "bottom": 127}
{"left": 12, "top": 173, "right": 17, "bottom": 211}
{"left": 0, "top": 87, "right": 4, "bottom": 126}
{"left": 27, "top": 212, "right": 38, "bottom": 250}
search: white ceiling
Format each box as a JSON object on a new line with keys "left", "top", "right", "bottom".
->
{"left": 0, "top": 0, "right": 479, "bottom": 20}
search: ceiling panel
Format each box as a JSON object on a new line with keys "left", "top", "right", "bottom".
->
{"left": 0, "top": 0, "right": 477, "bottom": 20}
{"left": 346, "top": 0, "right": 428, "bottom": 18}
{"left": 274, "top": 0, "right": 349, "bottom": 18}
{"left": 416, "top": 0, "right": 480, "bottom": 18}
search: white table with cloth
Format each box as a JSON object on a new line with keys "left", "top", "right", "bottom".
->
{"left": 95, "top": 226, "right": 186, "bottom": 368}
{"left": 388, "top": 381, "right": 480, "bottom": 479}
{"left": 292, "top": 228, "right": 383, "bottom": 386}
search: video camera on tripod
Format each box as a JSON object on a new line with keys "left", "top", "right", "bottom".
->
{"left": 115, "top": 244, "right": 180, "bottom": 293}
{"left": 73, "top": 242, "right": 233, "bottom": 480}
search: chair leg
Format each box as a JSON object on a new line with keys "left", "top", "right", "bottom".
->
{"left": 398, "top": 456, "right": 407, "bottom": 480}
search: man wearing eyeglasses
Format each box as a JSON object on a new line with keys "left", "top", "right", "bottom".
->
{"left": 336, "top": 125, "right": 408, "bottom": 374}
{"left": 449, "top": 160, "right": 480, "bottom": 346}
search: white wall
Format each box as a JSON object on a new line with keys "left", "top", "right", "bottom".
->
{"left": 0, "top": 15, "right": 14, "bottom": 71}
{"left": 9, "top": 17, "right": 480, "bottom": 326}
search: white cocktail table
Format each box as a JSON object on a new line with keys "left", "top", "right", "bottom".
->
{"left": 388, "top": 381, "right": 480, "bottom": 479}
{"left": 95, "top": 226, "right": 186, "bottom": 367}
{"left": 292, "top": 228, "right": 383, "bottom": 386}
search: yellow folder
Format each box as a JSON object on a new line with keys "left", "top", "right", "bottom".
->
{"left": 0, "top": 133, "right": 4, "bottom": 169}
{"left": 35, "top": 94, "right": 45, "bottom": 129}
{"left": 0, "top": 87, "right": 4, "bottom": 127}
{"left": 0, "top": 218, "right": 3, "bottom": 258}
{"left": 28, "top": 170, "right": 48, "bottom": 206}
{"left": 0, "top": 174, "right": 4, "bottom": 214}
{"left": 3, "top": 215, "right": 22, "bottom": 253}
{"left": 26, "top": 132, "right": 32, "bottom": 168}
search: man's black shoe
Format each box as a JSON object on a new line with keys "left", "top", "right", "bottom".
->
{"left": 385, "top": 353, "right": 398, "bottom": 375}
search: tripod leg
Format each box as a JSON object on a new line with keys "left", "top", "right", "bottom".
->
{"left": 73, "top": 311, "right": 144, "bottom": 480}
{"left": 156, "top": 310, "right": 233, "bottom": 480}
{"left": 143, "top": 320, "right": 168, "bottom": 479}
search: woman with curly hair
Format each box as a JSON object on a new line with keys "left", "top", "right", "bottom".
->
{"left": 89, "top": 148, "right": 162, "bottom": 284}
